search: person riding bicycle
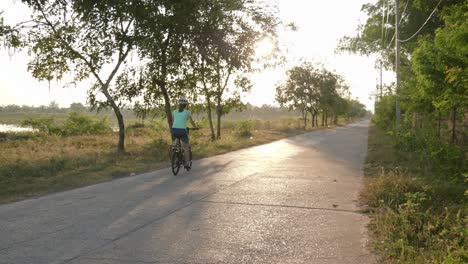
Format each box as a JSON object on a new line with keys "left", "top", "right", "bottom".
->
{"left": 171, "top": 98, "right": 197, "bottom": 168}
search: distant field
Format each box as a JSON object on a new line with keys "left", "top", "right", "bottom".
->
{"left": 0, "top": 108, "right": 302, "bottom": 126}
{"left": 0, "top": 111, "right": 141, "bottom": 126}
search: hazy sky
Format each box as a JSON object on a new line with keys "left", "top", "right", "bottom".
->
{"left": 0, "top": 0, "right": 394, "bottom": 110}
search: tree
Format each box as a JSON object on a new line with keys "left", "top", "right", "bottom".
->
{"left": 192, "top": 0, "right": 280, "bottom": 139}
{"left": 340, "top": 0, "right": 465, "bottom": 145}
{"left": 4, "top": 0, "right": 136, "bottom": 152}
{"left": 115, "top": 0, "right": 205, "bottom": 131}
{"left": 69, "top": 102, "right": 87, "bottom": 112}
{"left": 276, "top": 62, "right": 362, "bottom": 128}
{"left": 411, "top": 3, "right": 467, "bottom": 143}
{"left": 275, "top": 62, "right": 320, "bottom": 129}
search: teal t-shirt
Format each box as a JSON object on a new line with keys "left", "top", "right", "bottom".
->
{"left": 172, "top": 109, "right": 191, "bottom": 129}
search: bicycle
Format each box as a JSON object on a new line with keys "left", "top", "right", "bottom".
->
{"left": 170, "top": 127, "right": 199, "bottom": 176}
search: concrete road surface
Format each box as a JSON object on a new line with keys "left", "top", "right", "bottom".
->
{"left": 0, "top": 120, "right": 377, "bottom": 264}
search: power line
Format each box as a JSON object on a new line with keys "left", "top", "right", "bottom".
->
{"left": 385, "top": 0, "right": 408, "bottom": 49}
{"left": 399, "top": 0, "right": 443, "bottom": 43}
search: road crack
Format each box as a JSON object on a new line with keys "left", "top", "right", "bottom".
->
{"left": 199, "top": 200, "right": 364, "bottom": 214}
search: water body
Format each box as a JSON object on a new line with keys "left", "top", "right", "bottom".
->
{"left": 0, "top": 124, "right": 36, "bottom": 133}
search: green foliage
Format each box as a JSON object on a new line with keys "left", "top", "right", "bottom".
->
{"left": 395, "top": 128, "right": 466, "bottom": 183}
{"left": 373, "top": 95, "right": 396, "bottom": 129}
{"left": 366, "top": 174, "right": 467, "bottom": 263}
{"left": 21, "top": 116, "right": 61, "bottom": 135}
{"left": 362, "top": 171, "right": 427, "bottom": 209}
{"left": 364, "top": 125, "right": 467, "bottom": 263}
{"left": 62, "top": 113, "right": 111, "bottom": 136}
{"left": 235, "top": 120, "right": 254, "bottom": 137}
{"left": 20, "top": 113, "right": 111, "bottom": 136}
{"left": 337, "top": 0, "right": 464, "bottom": 69}
{"left": 276, "top": 62, "right": 366, "bottom": 126}
{"left": 411, "top": 3, "right": 468, "bottom": 115}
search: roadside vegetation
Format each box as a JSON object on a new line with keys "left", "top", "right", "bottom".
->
{"left": 339, "top": 1, "right": 467, "bottom": 263}
{"left": 364, "top": 125, "right": 466, "bottom": 264}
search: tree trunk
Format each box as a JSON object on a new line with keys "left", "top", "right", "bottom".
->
{"left": 101, "top": 86, "right": 125, "bottom": 153}
{"left": 451, "top": 106, "right": 457, "bottom": 144}
{"left": 162, "top": 87, "right": 172, "bottom": 131}
{"left": 305, "top": 111, "right": 308, "bottom": 129}
{"left": 315, "top": 112, "right": 319, "bottom": 127}
{"left": 325, "top": 112, "right": 328, "bottom": 126}
{"left": 206, "top": 96, "right": 215, "bottom": 140}
{"left": 302, "top": 109, "right": 308, "bottom": 129}
{"left": 216, "top": 97, "right": 222, "bottom": 139}
{"left": 334, "top": 115, "right": 338, "bottom": 125}
{"left": 311, "top": 114, "right": 315, "bottom": 127}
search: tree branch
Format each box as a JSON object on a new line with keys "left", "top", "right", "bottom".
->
{"left": 34, "top": 0, "right": 105, "bottom": 87}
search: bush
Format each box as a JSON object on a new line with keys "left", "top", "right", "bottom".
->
{"left": 21, "top": 116, "right": 62, "bottom": 135}
{"left": 20, "top": 113, "right": 111, "bottom": 136}
{"left": 62, "top": 113, "right": 111, "bottom": 136}
{"left": 395, "top": 128, "right": 466, "bottom": 183}
{"left": 373, "top": 95, "right": 396, "bottom": 129}
{"left": 369, "top": 183, "right": 467, "bottom": 263}
{"left": 362, "top": 171, "right": 427, "bottom": 209}
{"left": 236, "top": 120, "right": 254, "bottom": 137}
{"left": 364, "top": 125, "right": 467, "bottom": 263}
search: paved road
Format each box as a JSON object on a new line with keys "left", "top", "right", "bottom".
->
{"left": 0, "top": 120, "right": 376, "bottom": 264}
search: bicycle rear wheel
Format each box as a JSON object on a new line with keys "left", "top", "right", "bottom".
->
{"left": 171, "top": 151, "right": 181, "bottom": 175}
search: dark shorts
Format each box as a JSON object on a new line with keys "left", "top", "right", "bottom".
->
{"left": 171, "top": 128, "right": 189, "bottom": 143}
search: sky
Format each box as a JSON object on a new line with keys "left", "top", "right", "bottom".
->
{"left": 0, "top": 0, "right": 395, "bottom": 111}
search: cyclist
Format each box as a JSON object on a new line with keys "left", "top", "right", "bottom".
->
{"left": 171, "top": 98, "right": 197, "bottom": 168}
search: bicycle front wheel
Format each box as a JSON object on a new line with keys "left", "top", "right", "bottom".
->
{"left": 171, "top": 151, "right": 180, "bottom": 175}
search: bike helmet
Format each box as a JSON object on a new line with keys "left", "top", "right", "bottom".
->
{"left": 178, "top": 98, "right": 188, "bottom": 105}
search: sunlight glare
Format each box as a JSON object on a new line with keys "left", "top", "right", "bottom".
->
{"left": 255, "top": 37, "right": 275, "bottom": 58}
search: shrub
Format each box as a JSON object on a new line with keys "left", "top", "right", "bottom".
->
{"left": 236, "top": 120, "right": 254, "bottom": 137}
{"left": 21, "top": 116, "right": 62, "bottom": 135}
{"left": 395, "top": 128, "right": 466, "bottom": 183}
{"left": 361, "top": 170, "right": 427, "bottom": 209}
{"left": 62, "top": 113, "right": 111, "bottom": 136}
{"left": 373, "top": 95, "right": 396, "bottom": 129}
{"left": 20, "top": 113, "right": 111, "bottom": 136}
{"left": 371, "top": 189, "right": 466, "bottom": 263}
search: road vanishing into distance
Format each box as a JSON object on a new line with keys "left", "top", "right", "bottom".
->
{"left": 0, "top": 120, "right": 377, "bottom": 264}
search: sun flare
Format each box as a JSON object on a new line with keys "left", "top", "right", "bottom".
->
{"left": 255, "top": 37, "right": 275, "bottom": 58}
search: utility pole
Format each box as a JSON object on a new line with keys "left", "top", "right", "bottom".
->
{"left": 380, "top": 61, "right": 383, "bottom": 99}
{"left": 395, "top": 0, "right": 402, "bottom": 127}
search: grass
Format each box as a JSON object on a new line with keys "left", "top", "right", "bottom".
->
{"left": 0, "top": 118, "right": 349, "bottom": 204}
{"left": 0, "top": 111, "right": 141, "bottom": 126}
{"left": 362, "top": 125, "right": 467, "bottom": 264}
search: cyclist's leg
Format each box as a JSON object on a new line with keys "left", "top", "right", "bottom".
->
{"left": 181, "top": 133, "right": 190, "bottom": 165}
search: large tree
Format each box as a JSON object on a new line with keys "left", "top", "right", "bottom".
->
{"left": 276, "top": 62, "right": 358, "bottom": 128}
{"left": 192, "top": 0, "right": 281, "bottom": 139}
{"left": 3, "top": 0, "right": 137, "bottom": 152}
{"left": 275, "top": 62, "right": 321, "bottom": 129}
{"left": 411, "top": 3, "right": 467, "bottom": 143}
{"left": 339, "top": 0, "right": 465, "bottom": 140}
